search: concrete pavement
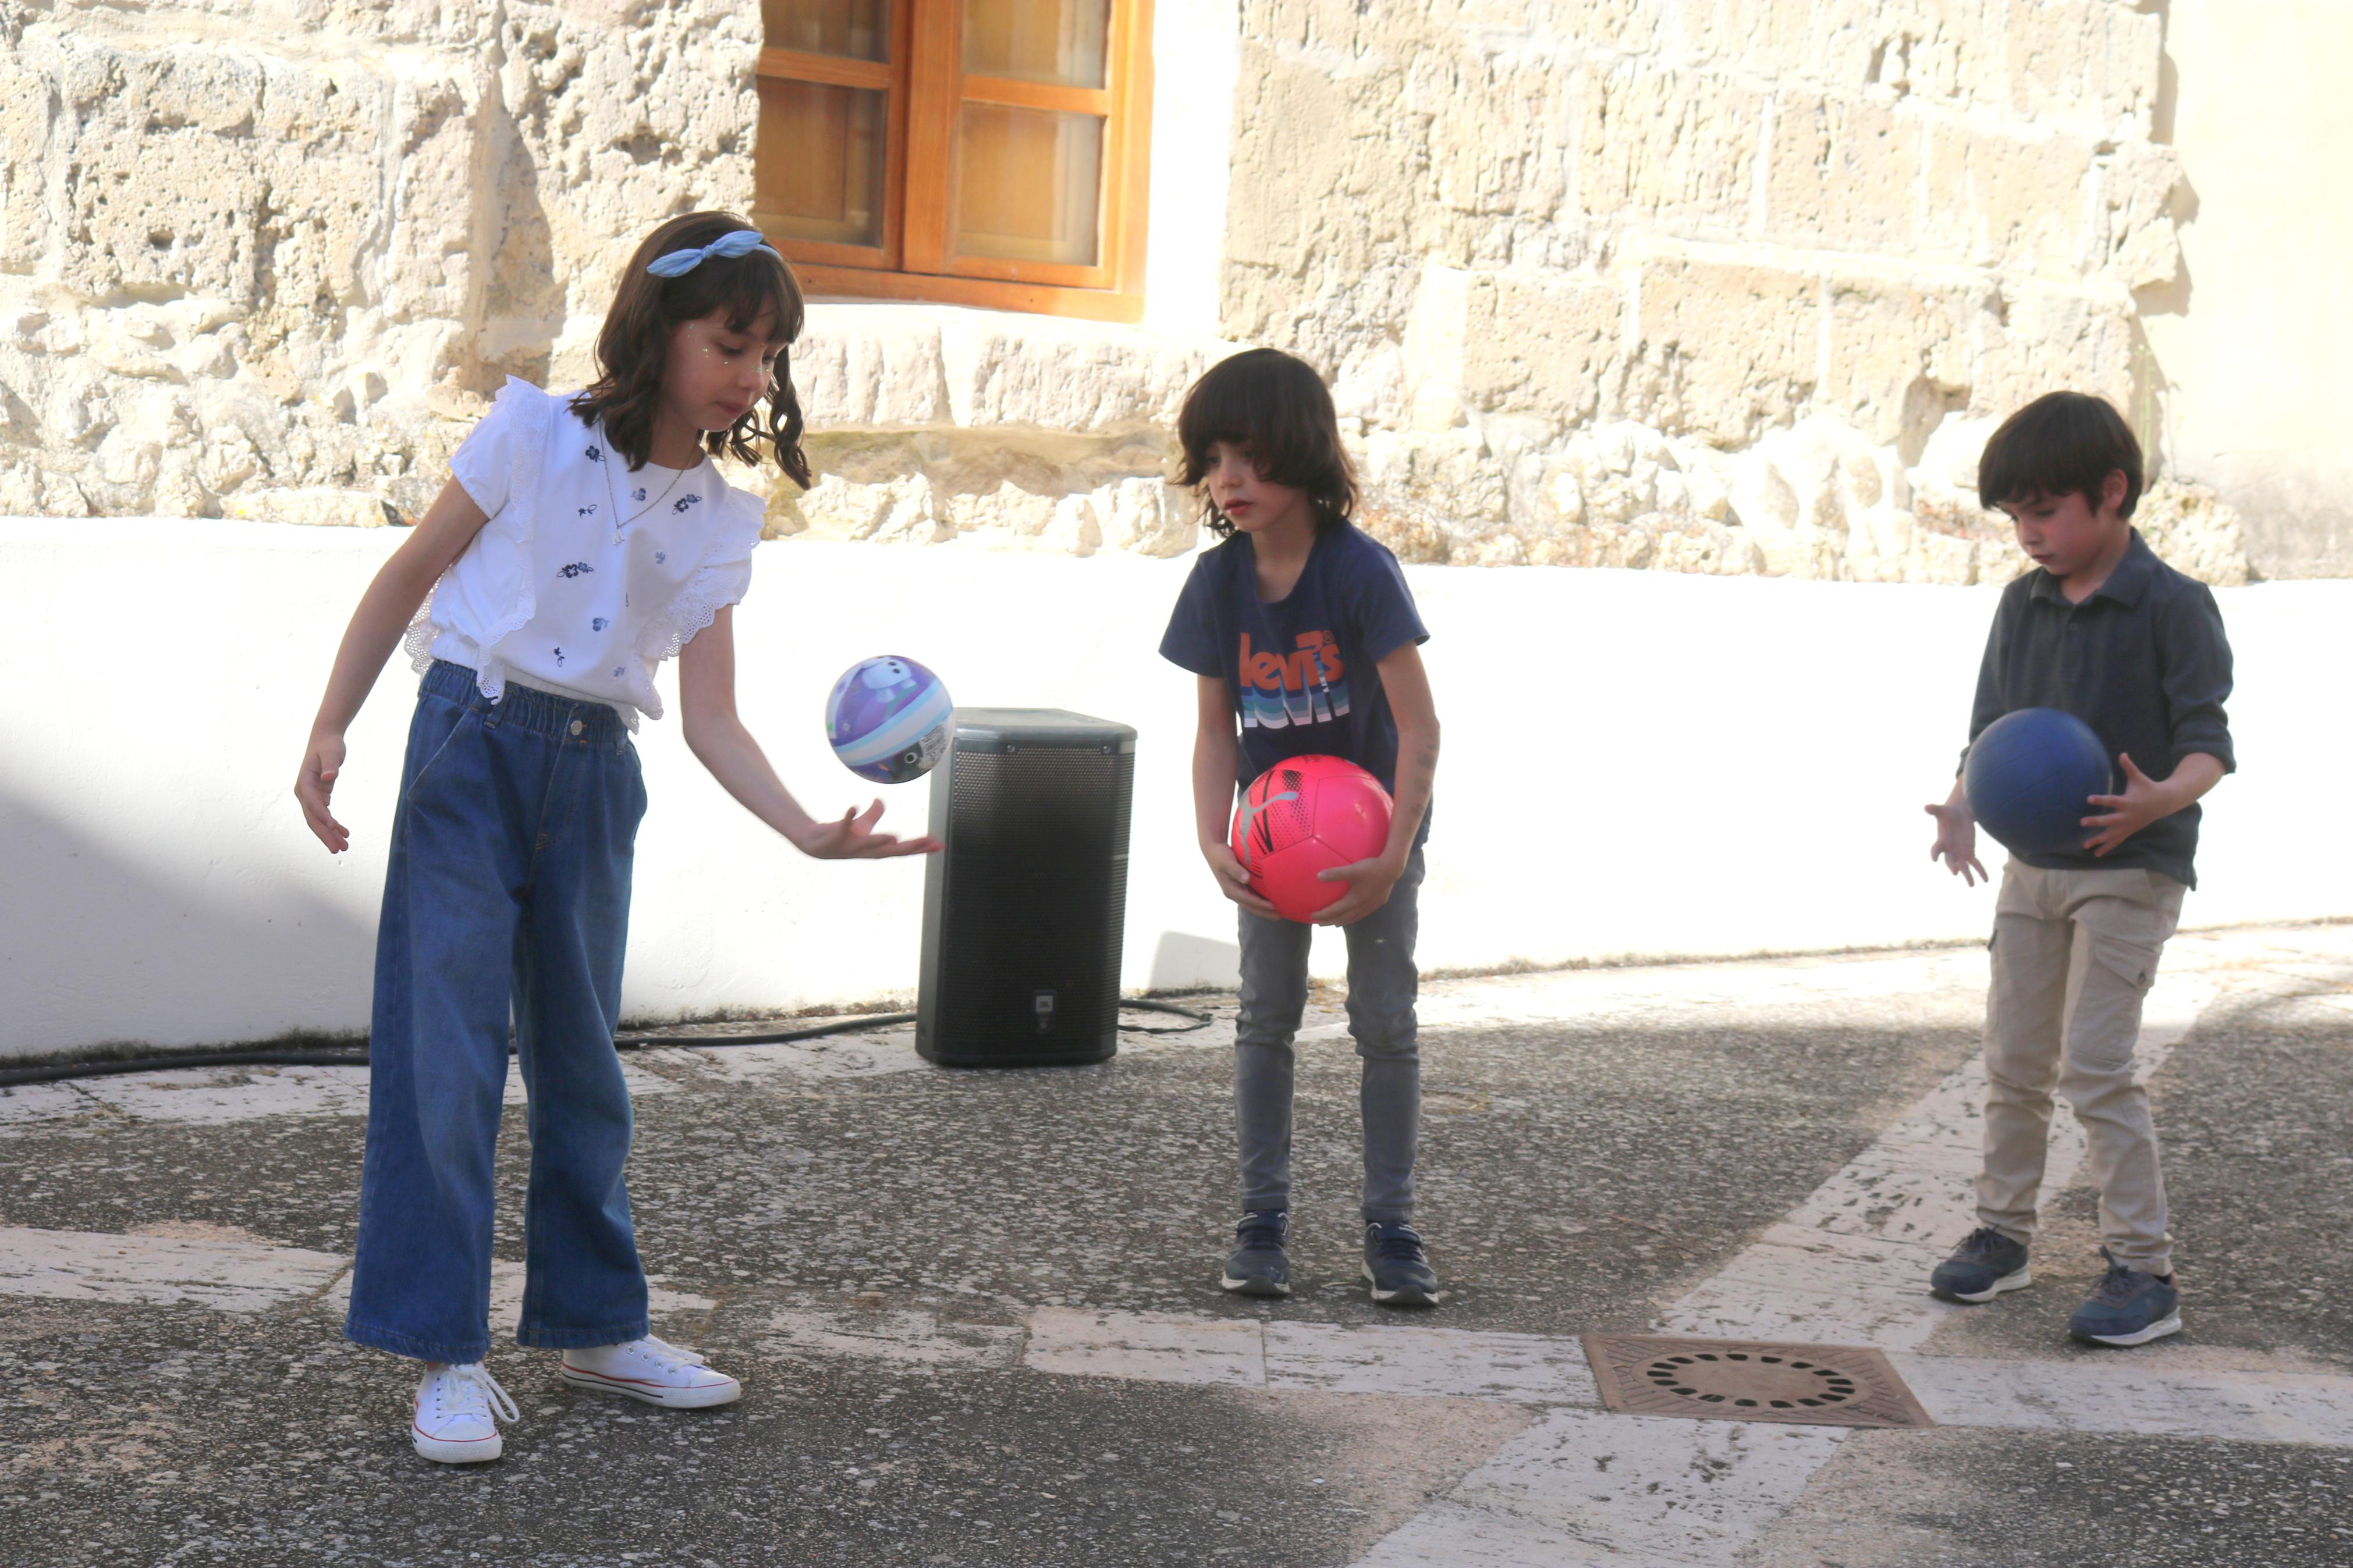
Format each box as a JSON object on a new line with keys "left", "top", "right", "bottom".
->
{"left": 3, "top": 927, "right": 2350, "bottom": 1565}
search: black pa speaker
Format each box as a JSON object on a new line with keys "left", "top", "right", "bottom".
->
{"left": 917, "top": 709, "right": 1137, "bottom": 1067}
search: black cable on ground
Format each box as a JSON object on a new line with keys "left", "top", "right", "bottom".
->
{"left": 612, "top": 1012, "right": 920, "bottom": 1050}
{"left": 0, "top": 999, "right": 1220, "bottom": 1089}
{"left": 1113, "top": 997, "right": 1216, "bottom": 1034}
{"left": 0, "top": 1048, "right": 372, "bottom": 1089}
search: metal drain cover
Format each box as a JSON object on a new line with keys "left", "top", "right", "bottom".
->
{"left": 1582, "top": 1334, "right": 1934, "bottom": 1430}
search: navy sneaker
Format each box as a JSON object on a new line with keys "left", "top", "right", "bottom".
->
{"left": 2068, "top": 1247, "right": 2182, "bottom": 1346}
{"left": 1929, "top": 1226, "right": 2033, "bottom": 1303}
{"left": 1219, "top": 1210, "right": 1291, "bottom": 1297}
{"left": 1362, "top": 1221, "right": 1442, "bottom": 1308}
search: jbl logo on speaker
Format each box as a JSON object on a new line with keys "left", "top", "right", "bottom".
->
{"left": 1032, "top": 990, "right": 1056, "bottom": 1033}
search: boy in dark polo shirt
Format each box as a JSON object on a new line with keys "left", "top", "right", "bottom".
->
{"left": 1924, "top": 392, "right": 2234, "bottom": 1347}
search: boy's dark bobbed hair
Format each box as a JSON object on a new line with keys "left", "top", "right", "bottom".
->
{"left": 1977, "top": 390, "right": 2142, "bottom": 521}
{"left": 1177, "top": 347, "right": 1358, "bottom": 537}
{"left": 570, "top": 209, "right": 812, "bottom": 488}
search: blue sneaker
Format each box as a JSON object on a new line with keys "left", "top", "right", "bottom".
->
{"left": 1220, "top": 1210, "right": 1290, "bottom": 1297}
{"left": 1362, "top": 1221, "right": 1442, "bottom": 1307}
{"left": 2068, "top": 1247, "right": 2181, "bottom": 1346}
{"left": 1929, "top": 1226, "right": 2033, "bottom": 1303}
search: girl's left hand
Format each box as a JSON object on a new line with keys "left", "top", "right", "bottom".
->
{"left": 296, "top": 730, "right": 350, "bottom": 854}
{"left": 792, "top": 800, "right": 941, "bottom": 860}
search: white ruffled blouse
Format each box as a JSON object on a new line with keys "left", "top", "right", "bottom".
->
{"left": 404, "top": 378, "right": 765, "bottom": 728}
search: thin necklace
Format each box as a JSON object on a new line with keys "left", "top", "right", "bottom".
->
{"left": 598, "top": 428, "right": 700, "bottom": 545}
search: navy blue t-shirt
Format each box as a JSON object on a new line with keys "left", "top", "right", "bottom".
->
{"left": 1159, "top": 522, "right": 1430, "bottom": 820}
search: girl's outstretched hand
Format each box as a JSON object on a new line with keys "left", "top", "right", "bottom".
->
{"left": 297, "top": 730, "right": 350, "bottom": 854}
{"left": 792, "top": 800, "right": 941, "bottom": 860}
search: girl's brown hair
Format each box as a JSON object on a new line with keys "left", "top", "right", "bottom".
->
{"left": 1176, "top": 347, "right": 1358, "bottom": 537}
{"left": 570, "top": 210, "right": 812, "bottom": 488}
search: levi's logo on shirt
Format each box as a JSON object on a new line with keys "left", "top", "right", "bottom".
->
{"left": 1239, "top": 631, "right": 1350, "bottom": 730}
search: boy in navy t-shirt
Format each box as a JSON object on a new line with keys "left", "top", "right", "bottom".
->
{"left": 1159, "top": 349, "right": 1445, "bottom": 1307}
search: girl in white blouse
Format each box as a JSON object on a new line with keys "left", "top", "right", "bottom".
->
{"left": 293, "top": 211, "right": 936, "bottom": 1465}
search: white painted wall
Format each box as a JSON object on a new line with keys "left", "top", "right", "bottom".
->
{"left": 1141, "top": 0, "right": 1239, "bottom": 335}
{"left": 2142, "top": 0, "right": 2353, "bottom": 576}
{"left": 4, "top": 517, "right": 2348, "bottom": 1061}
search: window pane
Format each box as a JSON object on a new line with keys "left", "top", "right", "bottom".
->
{"left": 953, "top": 103, "right": 1102, "bottom": 265}
{"left": 764, "top": 0, "right": 889, "bottom": 61}
{"left": 756, "top": 79, "right": 887, "bottom": 247}
{"left": 963, "top": 0, "right": 1108, "bottom": 89}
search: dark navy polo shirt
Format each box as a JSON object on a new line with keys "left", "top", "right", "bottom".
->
{"left": 1964, "top": 529, "right": 2235, "bottom": 888}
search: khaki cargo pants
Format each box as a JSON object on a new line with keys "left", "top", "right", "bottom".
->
{"left": 1977, "top": 859, "right": 2187, "bottom": 1276}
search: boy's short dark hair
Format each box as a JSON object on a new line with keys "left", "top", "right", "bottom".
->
{"left": 1176, "top": 347, "right": 1358, "bottom": 537}
{"left": 1978, "top": 391, "right": 2143, "bottom": 521}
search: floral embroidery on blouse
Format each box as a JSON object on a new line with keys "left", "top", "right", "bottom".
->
{"left": 415, "top": 381, "right": 760, "bottom": 733}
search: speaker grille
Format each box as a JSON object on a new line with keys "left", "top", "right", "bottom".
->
{"left": 920, "top": 714, "right": 1135, "bottom": 1066}
{"left": 947, "top": 750, "right": 1133, "bottom": 862}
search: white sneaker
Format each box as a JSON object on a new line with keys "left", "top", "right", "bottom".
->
{"left": 412, "top": 1362, "right": 519, "bottom": 1464}
{"left": 560, "top": 1335, "right": 741, "bottom": 1409}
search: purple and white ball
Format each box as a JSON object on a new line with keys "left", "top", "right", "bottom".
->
{"left": 825, "top": 655, "right": 953, "bottom": 784}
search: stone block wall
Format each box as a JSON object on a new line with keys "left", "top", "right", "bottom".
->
{"left": 1221, "top": 0, "right": 2248, "bottom": 583}
{"left": 0, "top": 0, "right": 768, "bottom": 525}
{"left": 773, "top": 305, "right": 1222, "bottom": 556}
{"left": 0, "top": 0, "right": 2255, "bottom": 582}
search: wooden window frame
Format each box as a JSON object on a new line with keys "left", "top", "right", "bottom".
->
{"left": 755, "top": 0, "right": 1155, "bottom": 323}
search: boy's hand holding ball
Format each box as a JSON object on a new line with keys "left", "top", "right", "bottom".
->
{"left": 2080, "top": 752, "right": 2202, "bottom": 858}
{"left": 1309, "top": 852, "right": 1404, "bottom": 927}
{"left": 1226, "top": 756, "right": 1396, "bottom": 926}
{"left": 1204, "top": 839, "right": 1282, "bottom": 919}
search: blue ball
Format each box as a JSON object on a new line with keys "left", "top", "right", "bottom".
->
{"left": 1963, "top": 707, "right": 2115, "bottom": 856}
{"left": 826, "top": 655, "right": 953, "bottom": 784}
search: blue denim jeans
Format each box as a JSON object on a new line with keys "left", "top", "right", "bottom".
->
{"left": 1233, "top": 847, "right": 1424, "bottom": 1224}
{"left": 345, "top": 661, "right": 651, "bottom": 1363}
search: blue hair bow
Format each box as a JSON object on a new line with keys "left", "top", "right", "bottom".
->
{"left": 645, "top": 229, "right": 783, "bottom": 277}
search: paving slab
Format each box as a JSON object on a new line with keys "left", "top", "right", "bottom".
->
{"left": 1748, "top": 1428, "right": 2353, "bottom": 1567}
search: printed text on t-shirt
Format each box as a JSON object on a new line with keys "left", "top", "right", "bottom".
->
{"left": 1240, "top": 631, "right": 1351, "bottom": 730}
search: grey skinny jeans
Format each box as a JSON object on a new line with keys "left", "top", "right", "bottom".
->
{"left": 1233, "top": 847, "right": 1424, "bottom": 1224}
